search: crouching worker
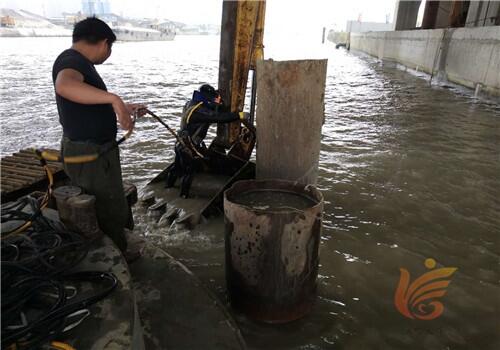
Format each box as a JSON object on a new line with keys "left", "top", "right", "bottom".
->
{"left": 166, "top": 84, "right": 247, "bottom": 198}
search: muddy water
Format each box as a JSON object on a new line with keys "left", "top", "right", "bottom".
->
{"left": 1, "top": 35, "right": 499, "bottom": 350}
{"left": 233, "top": 190, "right": 317, "bottom": 211}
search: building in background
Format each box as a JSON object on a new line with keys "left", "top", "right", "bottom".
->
{"left": 346, "top": 20, "right": 392, "bottom": 33}
{"left": 0, "top": 8, "right": 71, "bottom": 36}
{"left": 328, "top": 19, "right": 392, "bottom": 46}
{"left": 81, "top": 0, "right": 111, "bottom": 16}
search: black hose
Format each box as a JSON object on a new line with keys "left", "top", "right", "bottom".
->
{"left": 1, "top": 194, "right": 119, "bottom": 350}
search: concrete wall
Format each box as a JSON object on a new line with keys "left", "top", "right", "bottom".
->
{"left": 466, "top": 0, "right": 500, "bottom": 27}
{"left": 327, "top": 30, "right": 348, "bottom": 44}
{"left": 350, "top": 26, "right": 500, "bottom": 96}
{"left": 346, "top": 21, "right": 393, "bottom": 33}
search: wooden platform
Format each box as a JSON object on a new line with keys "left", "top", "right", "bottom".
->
{"left": 1, "top": 148, "right": 66, "bottom": 202}
{"left": 1, "top": 148, "right": 138, "bottom": 208}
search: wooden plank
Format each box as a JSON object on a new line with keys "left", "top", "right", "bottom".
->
{"left": 1, "top": 165, "right": 59, "bottom": 177}
{"left": 1, "top": 160, "right": 55, "bottom": 171}
{"left": 2, "top": 173, "right": 33, "bottom": 183}
{"left": 12, "top": 150, "right": 59, "bottom": 160}
{"left": 2, "top": 159, "right": 61, "bottom": 172}
{"left": 2, "top": 157, "right": 60, "bottom": 167}
{"left": 12, "top": 152, "right": 39, "bottom": 159}
{"left": 2, "top": 183, "right": 32, "bottom": 191}
{"left": 0, "top": 183, "right": 16, "bottom": 191}
{"left": 12, "top": 152, "right": 62, "bottom": 166}
{"left": 18, "top": 148, "right": 60, "bottom": 157}
{"left": 19, "top": 148, "right": 38, "bottom": 154}
{"left": 1, "top": 172, "right": 38, "bottom": 182}
{"left": 1, "top": 148, "right": 67, "bottom": 202}
{"left": 1, "top": 164, "right": 47, "bottom": 176}
{"left": 2, "top": 175, "right": 51, "bottom": 185}
{"left": 4, "top": 155, "right": 39, "bottom": 163}
{"left": 255, "top": 59, "right": 327, "bottom": 185}
{"left": 1, "top": 148, "right": 64, "bottom": 199}
{"left": 1, "top": 178, "right": 29, "bottom": 187}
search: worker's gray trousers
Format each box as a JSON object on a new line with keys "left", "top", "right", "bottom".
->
{"left": 61, "top": 137, "right": 129, "bottom": 252}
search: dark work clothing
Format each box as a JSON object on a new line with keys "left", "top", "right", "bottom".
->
{"left": 180, "top": 100, "right": 240, "bottom": 146}
{"left": 166, "top": 99, "right": 240, "bottom": 197}
{"left": 61, "top": 137, "right": 130, "bottom": 251}
{"left": 53, "top": 49, "right": 128, "bottom": 252}
{"left": 52, "top": 49, "right": 117, "bottom": 143}
{"left": 169, "top": 143, "right": 201, "bottom": 197}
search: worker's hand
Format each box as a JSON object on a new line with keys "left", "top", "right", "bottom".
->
{"left": 111, "top": 95, "right": 134, "bottom": 131}
{"left": 126, "top": 103, "right": 148, "bottom": 117}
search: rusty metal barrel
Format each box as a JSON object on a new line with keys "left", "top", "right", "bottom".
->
{"left": 224, "top": 179, "right": 323, "bottom": 323}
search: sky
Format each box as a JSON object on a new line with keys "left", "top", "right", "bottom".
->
{"left": 0, "top": 0, "right": 397, "bottom": 30}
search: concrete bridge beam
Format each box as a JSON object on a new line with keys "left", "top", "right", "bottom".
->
{"left": 393, "top": 0, "right": 422, "bottom": 30}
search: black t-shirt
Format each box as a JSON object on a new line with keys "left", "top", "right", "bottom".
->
{"left": 52, "top": 49, "right": 116, "bottom": 143}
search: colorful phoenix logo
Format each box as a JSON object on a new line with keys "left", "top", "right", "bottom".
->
{"left": 395, "top": 258, "right": 457, "bottom": 320}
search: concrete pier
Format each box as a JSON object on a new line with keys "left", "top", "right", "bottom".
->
{"left": 350, "top": 26, "right": 500, "bottom": 96}
{"left": 393, "top": 0, "right": 421, "bottom": 30}
{"left": 255, "top": 59, "right": 327, "bottom": 185}
{"left": 466, "top": 1, "right": 500, "bottom": 27}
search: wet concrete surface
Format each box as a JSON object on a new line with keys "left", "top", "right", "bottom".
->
{"left": 54, "top": 231, "right": 142, "bottom": 350}
{"left": 41, "top": 207, "right": 245, "bottom": 350}
{"left": 130, "top": 242, "right": 246, "bottom": 350}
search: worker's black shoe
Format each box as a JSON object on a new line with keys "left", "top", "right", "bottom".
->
{"left": 165, "top": 170, "right": 177, "bottom": 188}
{"left": 179, "top": 187, "right": 190, "bottom": 199}
{"left": 179, "top": 174, "right": 193, "bottom": 198}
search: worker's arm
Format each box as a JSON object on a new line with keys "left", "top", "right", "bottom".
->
{"left": 189, "top": 105, "right": 243, "bottom": 124}
{"left": 55, "top": 68, "right": 134, "bottom": 130}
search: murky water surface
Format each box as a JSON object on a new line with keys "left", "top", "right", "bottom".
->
{"left": 1, "top": 36, "right": 499, "bottom": 349}
{"left": 233, "top": 190, "right": 317, "bottom": 211}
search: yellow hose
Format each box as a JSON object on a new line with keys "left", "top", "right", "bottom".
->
{"left": 50, "top": 341, "right": 77, "bottom": 350}
{"left": 1, "top": 158, "right": 55, "bottom": 240}
{"left": 185, "top": 102, "right": 203, "bottom": 124}
{"left": 40, "top": 121, "right": 134, "bottom": 165}
{"left": 40, "top": 151, "right": 99, "bottom": 164}
{"left": 5, "top": 342, "right": 16, "bottom": 350}
{"left": 2, "top": 119, "right": 136, "bottom": 240}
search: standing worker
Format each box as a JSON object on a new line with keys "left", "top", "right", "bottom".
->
{"left": 52, "top": 17, "right": 145, "bottom": 261}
